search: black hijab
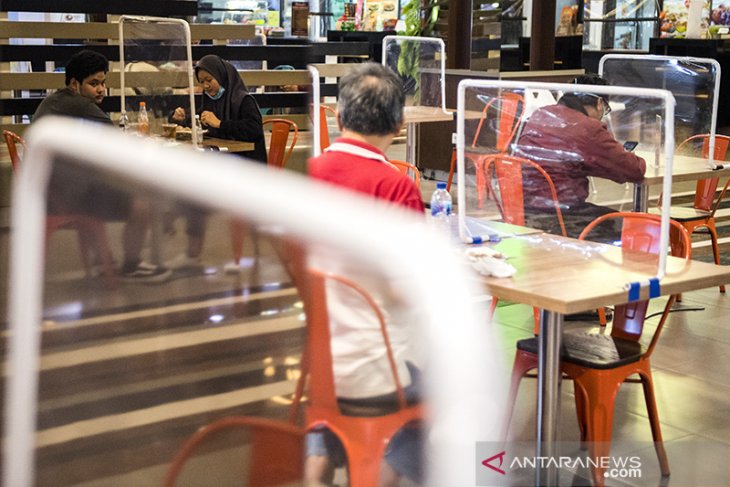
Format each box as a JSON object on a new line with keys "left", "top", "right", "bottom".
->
{"left": 195, "top": 54, "right": 252, "bottom": 120}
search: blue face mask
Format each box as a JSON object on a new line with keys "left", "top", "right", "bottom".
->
{"left": 206, "top": 85, "right": 225, "bottom": 100}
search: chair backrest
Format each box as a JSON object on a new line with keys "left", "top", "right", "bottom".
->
{"left": 579, "top": 212, "right": 691, "bottom": 345}
{"left": 389, "top": 159, "right": 421, "bottom": 189}
{"left": 487, "top": 153, "right": 567, "bottom": 236}
{"left": 263, "top": 119, "right": 298, "bottom": 169}
{"left": 163, "top": 416, "right": 304, "bottom": 487}
{"left": 318, "top": 105, "right": 338, "bottom": 152}
{"left": 302, "top": 268, "right": 408, "bottom": 412}
{"left": 677, "top": 134, "right": 730, "bottom": 213}
{"left": 3, "top": 130, "right": 25, "bottom": 172}
{"left": 472, "top": 93, "right": 525, "bottom": 153}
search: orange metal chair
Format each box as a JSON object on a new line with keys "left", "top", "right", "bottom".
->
{"left": 163, "top": 416, "right": 305, "bottom": 487}
{"left": 3, "top": 129, "right": 24, "bottom": 172}
{"left": 485, "top": 153, "right": 566, "bottom": 332}
{"left": 446, "top": 92, "right": 525, "bottom": 206}
{"left": 504, "top": 212, "right": 691, "bottom": 486}
{"left": 230, "top": 119, "right": 299, "bottom": 268}
{"left": 314, "top": 104, "right": 338, "bottom": 152}
{"left": 651, "top": 134, "right": 730, "bottom": 296}
{"left": 295, "top": 268, "right": 422, "bottom": 487}
{"left": 390, "top": 159, "right": 421, "bottom": 189}
{"left": 263, "top": 118, "right": 299, "bottom": 169}
{"left": 4, "top": 130, "right": 117, "bottom": 287}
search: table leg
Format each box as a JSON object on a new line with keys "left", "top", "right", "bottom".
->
{"left": 406, "top": 122, "right": 417, "bottom": 166}
{"left": 633, "top": 182, "right": 649, "bottom": 213}
{"left": 536, "top": 309, "right": 563, "bottom": 487}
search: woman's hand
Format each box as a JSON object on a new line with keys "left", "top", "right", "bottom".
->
{"left": 172, "top": 107, "right": 186, "bottom": 122}
{"left": 200, "top": 110, "right": 221, "bottom": 128}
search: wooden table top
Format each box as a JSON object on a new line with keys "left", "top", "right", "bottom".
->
{"left": 480, "top": 233, "right": 730, "bottom": 314}
{"left": 637, "top": 150, "right": 730, "bottom": 185}
{"left": 202, "top": 137, "right": 254, "bottom": 153}
{"left": 403, "top": 105, "right": 454, "bottom": 124}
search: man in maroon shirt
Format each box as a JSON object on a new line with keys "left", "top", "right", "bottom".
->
{"left": 514, "top": 74, "right": 646, "bottom": 241}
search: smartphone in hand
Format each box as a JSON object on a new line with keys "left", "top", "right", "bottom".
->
{"left": 623, "top": 140, "right": 639, "bottom": 152}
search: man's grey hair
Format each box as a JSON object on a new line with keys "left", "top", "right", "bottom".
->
{"left": 337, "top": 62, "right": 404, "bottom": 136}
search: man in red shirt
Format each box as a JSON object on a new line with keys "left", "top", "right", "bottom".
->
{"left": 308, "top": 63, "right": 424, "bottom": 214}
{"left": 514, "top": 74, "right": 646, "bottom": 241}
{"left": 305, "top": 62, "right": 424, "bottom": 487}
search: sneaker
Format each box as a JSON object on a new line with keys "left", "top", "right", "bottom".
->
{"left": 120, "top": 262, "right": 172, "bottom": 283}
{"left": 166, "top": 253, "right": 202, "bottom": 270}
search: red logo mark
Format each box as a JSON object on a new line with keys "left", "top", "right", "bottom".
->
{"left": 482, "top": 450, "right": 507, "bottom": 475}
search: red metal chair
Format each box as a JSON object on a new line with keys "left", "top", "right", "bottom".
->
{"left": 4, "top": 129, "right": 117, "bottom": 287}
{"left": 446, "top": 92, "right": 525, "bottom": 207}
{"left": 389, "top": 159, "right": 421, "bottom": 189}
{"left": 230, "top": 119, "right": 299, "bottom": 269}
{"left": 295, "top": 268, "right": 422, "bottom": 487}
{"left": 651, "top": 134, "right": 730, "bottom": 296}
{"left": 263, "top": 118, "right": 299, "bottom": 169}
{"left": 163, "top": 416, "right": 305, "bottom": 487}
{"left": 504, "top": 212, "right": 691, "bottom": 486}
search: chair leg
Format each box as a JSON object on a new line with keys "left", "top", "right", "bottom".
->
{"left": 446, "top": 149, "right": 456, "bottom": 193}
{"left": 502, "top": 350, "right": 538, "bottom": 441}
{"left": 573, "top": 384, "right": 588, "bottom": 450}
{"left": 88, "top": 221, "right": 118, "bottom": 289}
{"left": 705, "top": 221, "right": 726, "bottom": 293}
{"left": 474, "top": 160, "right": 486, "bottom": 208}
{"left": 230, "top": 219, "right": 246, "bottom": 266}
{"left": 639, "top": 368, "right": 670, "bottom": 477}
{"left": 598, "top": 307, "right": 607, "bottom": 327}
{"left": 573, "top": 372, "right": 621, "bottom": 487}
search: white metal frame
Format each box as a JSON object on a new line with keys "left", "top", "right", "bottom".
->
{"left": 381, "top": 35, "right": 449, "bottom": 114}
{"left": 4, "top": 118, "right": 503, "bottom": 486}
{"left": 309, "top": 65, "right": 322, "bottom": 157}
{"left": 456, "top": 79, "right": 676, "bottom": 285}
{"left": 599, "top": 54, "right": 722, "bottom": 168}
{"left": 118, "top": 16, "right": 199, "bottom": 148}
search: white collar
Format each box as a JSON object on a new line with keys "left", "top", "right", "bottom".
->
{"left": 325, "top": 141, "right": 397, "bottom": 170}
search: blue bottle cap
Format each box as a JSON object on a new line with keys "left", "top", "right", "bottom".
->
{"left": 436, "top": 182, "right": 447, "bottom": 190}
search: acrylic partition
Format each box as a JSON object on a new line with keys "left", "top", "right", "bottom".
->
{"left": 381, "top": 35, "right": 448, "bottom": 114}
{"left": 456, "top": 79, "right": 676, "bottom": 286}
{"left": 5, "top": 118, "right": 504, "bottom": 486}
{"left": 118, "top": 16, "right": 199, "bottom": 147}
{"left": 600, "top": 54, "right": 723, "bottom": 168}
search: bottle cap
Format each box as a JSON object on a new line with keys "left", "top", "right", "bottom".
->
{"left": 436, "top": 182, "right": 447, "bottom": 190}
{"left": 139, "top": 101, "right": 146, "bottom": 107}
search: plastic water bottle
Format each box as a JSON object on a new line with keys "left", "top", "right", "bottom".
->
{"left": 118, "top": 110, "right": 130, "bottom": 132}
{"left": 137, "top": 101, "right": 150, "bottom": 135}
{"left": 430, "top": 182, "right": 452, "bottom": 232}
{"left": 194, "top": 115, "right": 204, "bottom": 145}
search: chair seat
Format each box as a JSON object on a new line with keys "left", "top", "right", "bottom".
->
{"left": 337, "top": 395, "right": 419, "bottom": 417}
{"left": 649, "top": 206, "right": 711, "bottom": 222}
{"left": 517, "top": 331, "right": 645, "bottom": 369}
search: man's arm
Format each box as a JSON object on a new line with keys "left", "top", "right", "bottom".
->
{"left": 582, "top": 122, "right": 646, "bottom": 183}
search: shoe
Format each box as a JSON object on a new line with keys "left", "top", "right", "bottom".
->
{"left": 120, "top": 262, "right": 172, "bottom": 283}
{"left": 166, "top": 253, "right": 202, "bottom": 270}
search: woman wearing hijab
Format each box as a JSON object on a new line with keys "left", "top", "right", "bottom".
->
{"left": 172, "top": 54, "right": 267, "bottom": 163}
{"left": 168, "top": 55, "right": 267, "bottom": 270}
